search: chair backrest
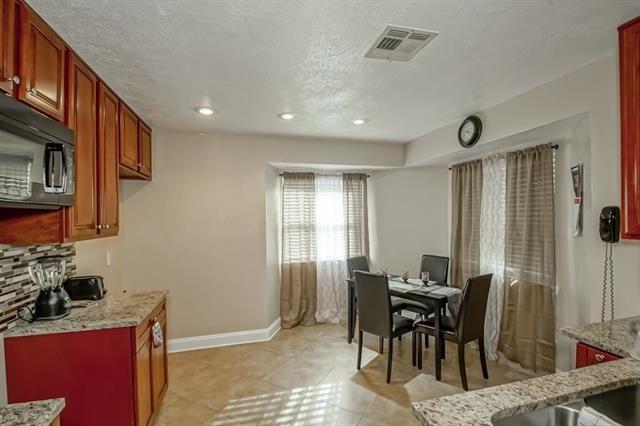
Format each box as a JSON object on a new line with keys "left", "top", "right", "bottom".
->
{"left": 419, "top": 254, "right": 449, "bottom": 283}
{"left": 354, "top": 271, "right": 392, "bottom": 338}
{"left": 347, "top": 255, "right": 370, "bottom": 278}
{"left": 456, "top": 273, "right": 493, "bottom": 343}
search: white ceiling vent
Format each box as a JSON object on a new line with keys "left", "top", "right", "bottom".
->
{"left": 365, "top": 25, "right": 438, "bottom": 62}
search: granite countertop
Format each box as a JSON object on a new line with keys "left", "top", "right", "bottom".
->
{"left": 0, "top": 398, "right": 64, "bottom": 426}
{"left": 412, "top": 357, "right": 640, "bottom": 425}
{"left": 561, "top": 315, "right": 640, "bottom": 357}
{"left": 5, "top": 290, "right": 167, "bottom": 338}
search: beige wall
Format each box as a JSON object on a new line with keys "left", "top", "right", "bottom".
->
{"left": 115, "top": 131, "right": 403, "bottom": 339}
{"left": 368, "top": 167, "right": 450, "bottom": 277}
{"left": 264, "top": 165, "right": 281, "bottom": 326}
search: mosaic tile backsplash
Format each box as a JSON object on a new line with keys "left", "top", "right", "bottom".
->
{"left": 0, "top": 244, "right": 76, "bottom": 332}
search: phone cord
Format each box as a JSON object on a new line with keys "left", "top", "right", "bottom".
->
{"left": 601, "top": 242, "right": 615, "bottom": 323}
{"left": 608, "top": 242, "right": 615, "bottom": 322}
{"left": 601, "top": 242, "right": 608, "bottom": 323}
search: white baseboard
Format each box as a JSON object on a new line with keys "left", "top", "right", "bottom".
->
{"left": 167, "top": 317, "right": 281, "bottom": 353}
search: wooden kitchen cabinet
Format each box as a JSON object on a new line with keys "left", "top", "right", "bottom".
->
{"left": 119, "top": 102, "right": 152, "bottom": 180}
{"left": 5, "top": 297, "right": 168, "bottom": 426}
{"left": 139, "top": 121, "right": 152, "bottom": 178}
{"left": 152, "top": 309, "right": 168, "bottom": 405}
{"left": 135, "top": 335, "right": 154, "bottom": 426}
{"left": 119, "top": 102, "right": 139, "bottom": 172}
{"left": 0, "top": 1, "right": 149, "bottom": 244}
{"left": 576, "top": 342, "right": 621, "bottom": 368}
{"left": 97, "top": 82, "right": 120, "bottom": 236}
{"left": 17, "top": 2, "right": 66, "bottom": 121}
{"left": 0, "top": 0, "right": 16, "bottom": 94}
{"left": 64, "top": 52, "right": 98, "bottom": 240}
{"left": 620, "top": 16, "right": 640, "bottom": 239}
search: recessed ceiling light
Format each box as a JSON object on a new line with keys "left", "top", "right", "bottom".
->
{"left": 352, "top": 118, "right": 369, "bottom": 125}
{"left": 278, "top": 112, "right": 295, "bottom": 120}
{"left": 194, "top": 106, "right": 214, "bottom": 116}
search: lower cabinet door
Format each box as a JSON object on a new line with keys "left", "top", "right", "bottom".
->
{"left": 135, "top": 338, "right": 154, "bottom": 426}
{"left": 576, "top": 342, "right": 621, "bottom": 368}
{"left": 152, "top": 315, "right": 168, "bottom": 406}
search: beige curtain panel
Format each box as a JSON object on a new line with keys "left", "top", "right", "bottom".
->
{"left": 499, "top": 144, "right": 556, "bottom": 373}
{"left": 343, "top": 174, "right": 369, "bottom": 258}
{"left": 450, "top": 160, "right": 483, "bottom": 288}
{"left": 280, "top": 173, "right": 318, "bottom": 329}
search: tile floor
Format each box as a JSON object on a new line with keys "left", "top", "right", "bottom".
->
{"left": 157, "top": 323, "right": 534, "bottom": 425}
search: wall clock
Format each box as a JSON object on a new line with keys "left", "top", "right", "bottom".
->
{"left": 458, "top": 115, "right": 482, "bottom": 148}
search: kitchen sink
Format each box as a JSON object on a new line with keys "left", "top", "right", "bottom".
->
{"left": 493, "top": 384, "right": 640, "bottom": 426}
{"left": 493, "top": 402, "right": 583, "bottom": 426}
{"left": 584, "top": 384, "right": 640, "bottom": 425}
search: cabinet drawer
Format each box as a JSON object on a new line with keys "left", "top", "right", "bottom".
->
{"left": 135, "top": 299, "right": 166, "bottom": 352}
{"left": 576, "top": 342, "right": 621, "bottom": 368}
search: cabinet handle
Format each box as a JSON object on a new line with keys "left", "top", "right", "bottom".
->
{"left": 9, "top": 76, "right": 20, "bottom": 85}
{"left": 105, "top": 224, "right": 110, "bottom": 230}
{"left": 594, "top": 354, "right": 606, "bottom": 362}
{"left": 29, "top": 87, "right": 37, "bottom": 95}
{"left": 96, "top": 224, "right": 103, "bottom": 230}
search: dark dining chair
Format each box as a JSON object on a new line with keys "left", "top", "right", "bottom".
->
{"left": 354, "top": 271, "right": 415, "bottom": 383}
{"left": 416, "top": 254, "right": 450, "bottom": 348}
{"left": 419, "top": 254, "right": 449, "bottom": 284}
{"left": 346, "top": 255, "right": 409, "bottom": 352}
{"left": 414, "top": 273, "right": 493, "bottom": 390}
{"left": 346, "top": 255, "right": 370, "bottom": 277}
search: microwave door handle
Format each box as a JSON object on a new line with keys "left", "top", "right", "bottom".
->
{"left": 58, "top": 146, "right": 67, "bottom": 191}
{"left": 44, "top": 144, "right": 67, "bottom": 192}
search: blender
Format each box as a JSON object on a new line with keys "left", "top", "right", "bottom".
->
{"left": 28, "top": 255, "right": 72, "bottom": 320}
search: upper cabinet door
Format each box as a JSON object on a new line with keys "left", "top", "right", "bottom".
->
{"left": 65, "top": 53, "right": 98, "bottom": 240}
{"left": 0, "top": 0, "right": 16, "bottom": 94}
{"left": 620, "top": 17, "right": 640, "bottom": 239}
{"left": 139, "top": 122, "right": 152, "bottom": 178}
{"left": 98, "top": 83, "right": 119, "bottom": 236}
{"left": 119, "top": 102, "right": 139, "bottom": 172}
{"left": 18, "top": 3, "right": 66, "bottom": 121}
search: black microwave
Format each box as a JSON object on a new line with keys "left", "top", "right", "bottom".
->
{"left": 0, "top": 94, "right": 74, "bottom": 209}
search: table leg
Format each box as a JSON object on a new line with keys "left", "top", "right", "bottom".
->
{"left": 347, "top": 282, "right": 355, "bottom": 344}
{"left": 434, "top": 301, "right": 442, "bottom": 381}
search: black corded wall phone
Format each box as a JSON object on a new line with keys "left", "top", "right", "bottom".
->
{"left": 599, "top": 206, "right": 620, "bottom": 322}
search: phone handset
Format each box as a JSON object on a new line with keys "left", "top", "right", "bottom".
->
{"left": 599, "top": 206, "right": 620, "bottom": 323}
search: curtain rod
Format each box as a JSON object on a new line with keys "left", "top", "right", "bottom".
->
{"left": 279, "top": 173, "right": 371, "bottom": 177}
{"left": 447, "top": 143, "right": 559, "bottom": 170}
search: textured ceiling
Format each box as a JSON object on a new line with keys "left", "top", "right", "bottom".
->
{"left": 28, "top": 0, "right": 639, "bottom": 142}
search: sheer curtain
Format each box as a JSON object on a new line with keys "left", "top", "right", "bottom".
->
{"left": 315, "top": 175, "right": 347, "bottom": 323}
{"left": 480, "top": 155, "right": 507, "bottom": 361}
{"left": 280, "top": 173, "right": 317, "bottom": 329}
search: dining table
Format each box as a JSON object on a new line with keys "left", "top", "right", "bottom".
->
{"left": 345, "top": 275, "right": 463, "bottom": 381}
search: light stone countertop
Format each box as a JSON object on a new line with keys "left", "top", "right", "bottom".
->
{"left": 412, "top": 357, "right": 640, "bottom": 425}
{"left": 561, "top": 315, "right": 640, "bottom": 357}
{"left": 0, "top": 398, "right": 64, "bottom": 426}
{"left": 5, "top": 290, "right": 167, "bottom": 338}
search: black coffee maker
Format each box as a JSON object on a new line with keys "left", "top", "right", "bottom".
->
{"left": 26, "top": 256, "right": 71, "bottom": 320}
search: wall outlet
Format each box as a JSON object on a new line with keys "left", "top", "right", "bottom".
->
{"left": 106, "top": 252, "right": 111, "bottom": 267}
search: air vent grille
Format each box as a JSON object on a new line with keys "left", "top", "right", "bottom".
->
{"left": 365, "top": 24, "right": 438, "bottom": 62}
{"left": 377, "top": 37, "right": 402, "bottom": 50}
